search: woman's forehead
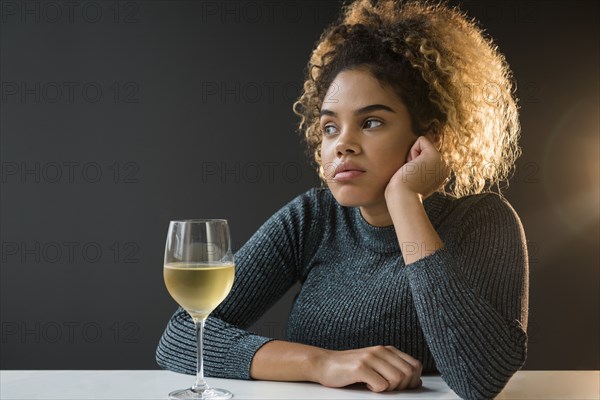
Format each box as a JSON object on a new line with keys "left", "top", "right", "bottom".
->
{"left": 321, "top": 69, "right": 405, "bottom": 113}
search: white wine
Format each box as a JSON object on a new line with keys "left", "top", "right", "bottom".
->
{"left": 164, "top": 262, "right": 235, "bottom": 320}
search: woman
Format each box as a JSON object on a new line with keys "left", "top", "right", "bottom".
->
{"left": 156, "top": 0, "right": 529, "bottom": 399}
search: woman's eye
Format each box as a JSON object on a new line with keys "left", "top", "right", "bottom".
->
{"left": 364, "top": 119, "right": 382, "bottom": 129}
{"left": 321, "top": 119, "right": 381, "bottom": 136}
{"left": 322, "top": 124, "right": 338, "bottom": 136}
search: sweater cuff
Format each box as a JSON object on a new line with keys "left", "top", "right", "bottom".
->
{"left": 222, "top": 334, "right": 275, "bottom": 380}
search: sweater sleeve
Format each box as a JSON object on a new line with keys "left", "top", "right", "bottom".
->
{"left": 156, "top": 188, "right": 323, "bottom": 379}
{"left": 404, "top": 194, "right": 529, "bottom": 400}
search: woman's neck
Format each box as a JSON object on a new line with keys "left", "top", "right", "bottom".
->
{"left": 359, "top": 201, "right": 394, "bottom": 227}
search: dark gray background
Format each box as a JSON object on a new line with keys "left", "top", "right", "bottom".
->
{"left": 1, "top": 0, "right": 598, "bottom": 371}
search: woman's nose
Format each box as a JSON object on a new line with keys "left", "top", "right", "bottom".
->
{"left": 335, "top": 128, "right": 361, "bottom": 156}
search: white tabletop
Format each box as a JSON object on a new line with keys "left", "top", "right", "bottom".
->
{"left": 1, "top": 370, "right": 598, "bottom": 399}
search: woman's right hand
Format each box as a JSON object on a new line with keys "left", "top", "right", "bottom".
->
{"left": 311, "top": 345, "right": 423, "bottom": 392}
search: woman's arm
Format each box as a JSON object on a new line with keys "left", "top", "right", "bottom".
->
{"left": 158, "top": 187, "right": 424, "bottom": 391}
{"left": 251, "top": 340, "right": 424, "bottom": 392}
{"left": 385, "top": 137, "right": 528, "bottom": 399}
{"left": 156, "top": 189, "right": 324, "bottom": 379}
{"left": 249, "top": 340, "right": 323, "bottom": 382}
{"left": 384, "top": 135, "right": 449, "bottom": 265}
{"left": 401, "top": 195, "right": 528, "bottom": 400}
{"left": 386, "top": 189, "right": 444, "bottom": 265}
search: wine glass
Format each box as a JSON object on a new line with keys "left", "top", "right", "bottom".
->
{"left": 164, "top": 219, "right": 235, "bottom": 400}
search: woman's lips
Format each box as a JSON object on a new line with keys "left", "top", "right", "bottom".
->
{"left": 334, "top": 170, "right": 365, "bottom": 181}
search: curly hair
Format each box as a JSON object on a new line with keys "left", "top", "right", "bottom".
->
{"left": 292, "top": 0, "right": 521, "bottom": 198}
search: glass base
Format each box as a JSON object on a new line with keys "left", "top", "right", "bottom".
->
{"left": 168, "top": 387, "right": 233, "bottom": 400}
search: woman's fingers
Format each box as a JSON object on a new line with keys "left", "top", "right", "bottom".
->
{"left": 373, "top": 346, "right": 420, "bottom": 390}
{"left": 384, "top": 346, "right": 423, "bottom": 389}
{"left": 359, "top": 350, "right": 410, "bottom": 392}
{"left": 317, "top": 346, "right": 424, "bottom": 393}
{"left": 360, "top": 366, "right": 391, "bottom": 393}
{"left": 359, "top": 346, "right": 423, "bottom": 392}
{"left": 410, "top": 142, "right": 422, "bottom": 161}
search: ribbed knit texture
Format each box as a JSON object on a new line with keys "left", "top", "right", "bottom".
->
{"left": 156, "top": 187, "right": 529, "bottom": 400}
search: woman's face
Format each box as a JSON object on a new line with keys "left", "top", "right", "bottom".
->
{"left": 319, "top": 68, "right": 419, "bottom": 208}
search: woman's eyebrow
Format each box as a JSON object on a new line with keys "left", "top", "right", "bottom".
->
{"left": 320, "top": 104, "right": 397, "bottom": 117}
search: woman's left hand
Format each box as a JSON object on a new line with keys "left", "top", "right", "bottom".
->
{"left": 384, "top": 135, "right": 450, "bottom": 201}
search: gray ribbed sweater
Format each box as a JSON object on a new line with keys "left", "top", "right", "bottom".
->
{"left": 156, "top": 187, "right": 529, "bottom": 399}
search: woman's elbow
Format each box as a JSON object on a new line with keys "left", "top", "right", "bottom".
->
{"left": 455, "top": 347, "right": 527, "bottom": 400}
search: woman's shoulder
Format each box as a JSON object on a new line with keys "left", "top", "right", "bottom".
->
{"left": 459, "top": 192, "right": 520, "bottom": 216}
{"left": 439, "top": 191, "right": 524, "bottom": 230}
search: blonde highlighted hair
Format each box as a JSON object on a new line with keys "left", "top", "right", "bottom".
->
{"left": 293, "top": 0, "right": 521, "bottom": 198}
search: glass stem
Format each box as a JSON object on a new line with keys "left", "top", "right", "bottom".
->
{"left": 191, "top": 318, "right": 208, "bottom": 392}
